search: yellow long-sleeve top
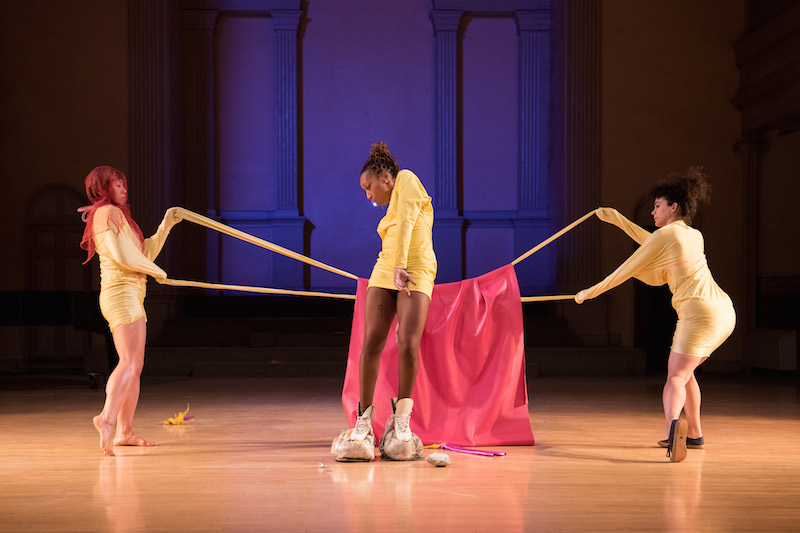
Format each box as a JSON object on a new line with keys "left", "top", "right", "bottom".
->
{"left": 576, "top": 208, "right": 735, "bottom": 357}
{"left": 368, "top": 169, "right": 437, "bottom": 299}
{"left": 92, "top": 205, "right": 177, "bottom": 331}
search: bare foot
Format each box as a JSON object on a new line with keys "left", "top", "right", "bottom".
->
{"left": 114, "top": 433, "right": 157, "bottom": 447}
{"left": 93, "top": 415, "right": 115, "bottom": 457}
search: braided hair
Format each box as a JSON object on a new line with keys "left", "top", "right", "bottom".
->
{"left": 650, "top": 166, "right": 712, "bottom": 225}
{"left": 361, "top": 141, "right": 399, "bottom": 179}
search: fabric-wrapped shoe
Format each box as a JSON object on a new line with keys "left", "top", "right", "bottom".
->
{"left": 378, "top": 398, "right": 423, "bottom": 461}
{"left": 349, "top": 404, "right": 374, "bottom": 442}
{"left": 392, "top": 398, "right": 413, "bottom": 442}
{"left": 331, "top": 404, "right": 375, "bottom": 462}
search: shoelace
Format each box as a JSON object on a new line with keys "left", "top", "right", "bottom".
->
{"left": 352, "top": 416, "right": 372, "bottom": 439}
{"left": 394, "top": 415, "right": 410, "bottom": 437}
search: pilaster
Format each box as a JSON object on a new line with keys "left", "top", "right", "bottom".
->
{"left": 129, "top": 0, "right": 178, "bottom": 233}
{"left": 270, "top": 9, "right": 305, "bottom": 289}
{"left": 272, "top": 10, "right": 303, "bottom": 216}
{"left": 181, "top": 9, "right": 219, "bottom": 281}
{"left": 735, "top": 139, "right": 764, "bottom": 334}
{"left": 431, "top": 10, "right": 465, "bottom": 282}
{"left": 513, "top": 9, "right": 552, "bottom": 293}
{"left": 554, "top": 0, "right": 601, "bottom": 290}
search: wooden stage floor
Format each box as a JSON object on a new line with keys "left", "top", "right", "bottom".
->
{"left": 1, "top": 372, "right": 798, "bottom": 532}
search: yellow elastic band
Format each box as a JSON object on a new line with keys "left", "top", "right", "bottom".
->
{"left": 513, "top": 209, "right": 599, "bottom": 302}
{"left": 162, "top": 278, "right": 356, "bottom": 300}
{"left": 511, "top": 210, "right": 597, "bottom": 266}
{"left": 159, "top": 208, "right": 603, "bottom": 303}
{"left": 520, "top": 294, "right": 576, "bottom": 303}
{"left": 175, "top": 208, "right": 358, "bottom": 280}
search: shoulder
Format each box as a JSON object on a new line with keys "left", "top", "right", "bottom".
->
{"left": 95, "top": 204, "right": 122, "bottom": 215}
{"left": 661, "top": 221, "right": 699, "bottom": 237}
{"left": 395, "top": 169, "right": 430, "bottom": 198}
{"left": 396, "top": 169, "right": 419, "bottom": 186}
{"left": 646, "top": 224, "right": 677, "bottom": 245}
{"left": 650, "top": 221, "right": 700, "bottom": 245}
{"left": 93, "top": 204, "right": 126, "bottom": 230}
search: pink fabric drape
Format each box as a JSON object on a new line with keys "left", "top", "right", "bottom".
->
{"left": 342, "top": 264, "right": 535, "bottom": 446}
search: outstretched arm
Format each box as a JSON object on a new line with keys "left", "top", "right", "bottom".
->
{"left": 595, "top": 207, "right": 651, "bottom": 245}
{"left": 575, "top": 229, "right": 667, "bottom": 303}
{"left": 93, "top": 206, "right": 168, "bottom": 281}
{"left": 144, "top": 207, "right": 182, "bottom": 261}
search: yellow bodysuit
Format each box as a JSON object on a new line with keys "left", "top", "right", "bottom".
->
{"left": 92, "top": 205, "right": 176, "bottom": 332}
{"left": 368, "top": 169, "right": 437, "bottom": 299}
{"left": 576, "top": 208, "right": 735, "bottom": 358}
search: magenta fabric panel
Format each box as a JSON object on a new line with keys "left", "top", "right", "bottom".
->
{"left": 342, "top": 264, "right": 534, "bottom": 446}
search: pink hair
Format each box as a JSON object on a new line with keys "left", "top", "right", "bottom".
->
{"left": 79, "top": 166, "right": 145, "bottom": 263}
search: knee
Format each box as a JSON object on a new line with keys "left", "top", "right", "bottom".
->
{"left": 666, "top": 373, "right": 690, "bottom": 388}
{"left": 361, "top": 335, "right": 386, "bottom": 359}
{"left": 396, "top": 338, "right": 420, "bottom": 365}
{"left": 111, "top": 361, "right": 137, "bottom": 382}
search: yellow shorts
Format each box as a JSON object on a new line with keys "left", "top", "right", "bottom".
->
{"left": 99, "top": 281, "right": 147, "bottom": 332}
{"left": 368, "top": 259, "right": 436, "bottom": 300}
{"left": 671, "top": 297, "right": 736, "bottom": 357}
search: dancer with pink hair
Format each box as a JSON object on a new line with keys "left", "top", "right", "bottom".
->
{"left": 80, "top": 166, "right": 181, "bottom": 456}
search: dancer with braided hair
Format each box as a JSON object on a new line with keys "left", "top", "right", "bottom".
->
{"left": 575, "top": 168, "right": 735, "bottom": 462}
{"left": 80, "top": 166, "right": 182, "bottom": 456}
{"left": 333, "top": 142, "right": 436, "bottom": 461}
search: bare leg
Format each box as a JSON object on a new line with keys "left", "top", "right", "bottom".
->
{"left": 663, "top": 351, "right": 707, "bottom": 435}
{"left": 93, "top": 317, "right": 150, "bottom": 455}
{"left": 395, "top": 291, "right": 431, "bottom": 399}
{"left": 683, "top": 373, "right": 703, "bottom": 439}
{"left": 358, "top": 288, "right": 397, "bottom": 408}
{"left": 114, "top": 375, "right": 156, "bottom": 447}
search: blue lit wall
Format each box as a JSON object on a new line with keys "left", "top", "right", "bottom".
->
{"left": 204, "top": 0, "right": 555, "bottom": 297}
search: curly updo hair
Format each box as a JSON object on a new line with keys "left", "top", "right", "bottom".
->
{"left": 650, "top": 166, "right": 712, "bottom": 225}
{"left": 361, "top": 141, "right": 399, "bottom": 179}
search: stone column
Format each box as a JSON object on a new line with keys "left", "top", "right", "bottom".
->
{"left": 181, "top": 8, "right": 219, "bottom": 281}
{"left": 129, "top": 0, "right": 181, "bottom": 331}
{"left": 129, "top": 0, "right": 178, "bottom": 234}
{"left": 550, "top": 0, "right": 605, "bottom": 344}
{"left": 270, "top": 9, "right": 306, "bottom": 289}
{"left": 735, "top": 139, "right": 764, "bottom": 334}
{"left": 430, "top": 9, "right": 465, "bottom": 283}
{"left": 554, "top": 0, "right": 601, "bottom": 290}
{"left": 515, "top": 10, "right": 549, "bottom": 215}
{"left": 272, "top": 10, "right": 303, "bottom": 216}
{"left": 513, "top": 9, "right": 552, "bottom": 293}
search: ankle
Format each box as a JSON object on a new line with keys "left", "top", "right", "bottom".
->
{"left": 394, "top": 397, "right": 414, "bottom": 418}
{"left": 357, "top": 403, "right": 374, "bottom": 419}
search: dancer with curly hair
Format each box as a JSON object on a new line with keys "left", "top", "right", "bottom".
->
{"left": 576, "top": 168, "right": 735, "bottom": 462}
{"left": 333, "top": 142, "right": 436, "bottom": 461}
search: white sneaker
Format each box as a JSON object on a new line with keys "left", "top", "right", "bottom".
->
{"left": 392, "top": 398, "right": 414, "bottom": 442}
{"left": 349, "top": 404, "right": 374, "bottom": 442}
